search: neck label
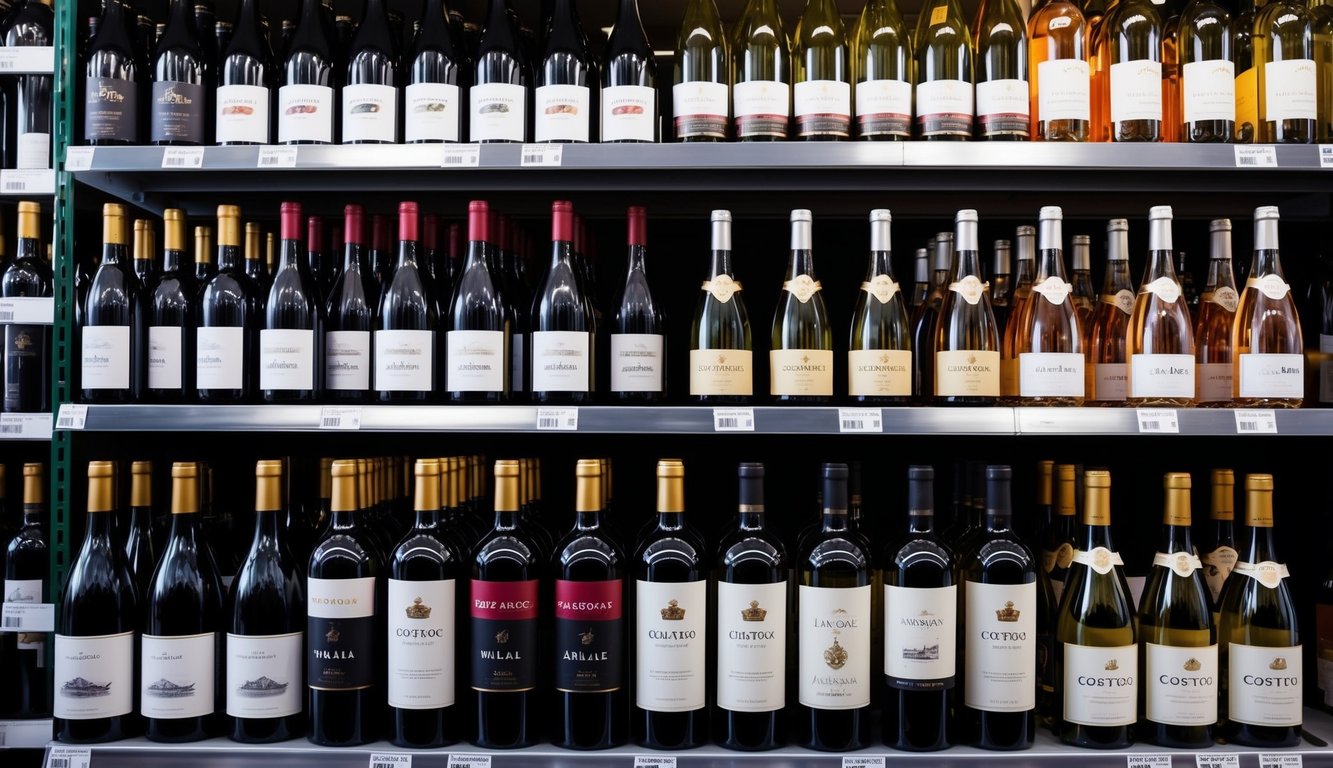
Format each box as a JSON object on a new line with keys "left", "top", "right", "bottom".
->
{"left": 862, "top": 273, "right": 900, "bottom": 305}
{"left": 702, "top": 274, "right": 740, "bottom": 303}
{"left": 1153, "top": 550, "right": 1202, "bottom": 577}
{"left": 1234, "top": 560, "right": 1289, "bottom": 589}
{"left": 784, "top": 274, "right": 821, "bottom": 304}
{"left": 948, "top": 274, "right": 987, "bottom": 305}
{"left": 1071, "top": 546, "right": 1124, "bottom": 575}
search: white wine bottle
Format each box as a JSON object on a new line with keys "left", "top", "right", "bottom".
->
{"left": 974, "top": 0, "right": 1030, "bottom": 139}
{"left": 1178, "top": 0, "right": 1235, "bottom": 142}
{"left": 1200, "top": 469, "right": 1238, "bottom": 616}
{"left": 1254, "top": 0, "right": 1317, "bottom": 143}
{"left": 690, "top": 211, "right": 752, "bottom": 402}
{"left": 793, "top": 0, "right": 851, "bottom": 140}
{"left": 732, "top": 0, "right": 791, "bottom": 141}
{"left": 771, "top": 210, "right": 832, "bottom": 402}
{"left": 934, "top": 210, "right": 1001, "bottom": 405}
{"left": 915, "top": 0, "right": 975, "bottom": 139}
{"left": 848, "top": 210, "right": 911, "bottom": 403}
{"left": 1029, "top": 0, "right": 1091, "bottom": 140}
{"left": 1232, "top": 206, "right": 1304, "bottom": 407}
{"left": 673, "top": 0, "right": 730, "bottom": 142}
{"left": 1015, "top": 206, "right": 1084, "bottom": 405}
{"left": 854, "top": 0, "right": 914, "bottom": 141}
{"left": 1098, "top": 0, "right": 1165, "bottom": 141}
{"left": 1128, "top": 206, "right": 1196, "bottom": 406}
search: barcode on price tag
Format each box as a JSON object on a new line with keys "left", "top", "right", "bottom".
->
{"left": 1319, "top": 145, "right": 1333, "bottom": 168}
{"left": 64, "top": 147, "right": 95, "bottom": 172}
{"left": 319, "top": 407, "right": 362, "bottom": 430}
{"left": 1, "top": 602, "right": 54, "bottom": 632}
{"left": 635, "top": 757, "right": 677, "bottom": 768}
{"left": 1137, "top": 408, "right": 1179, "bottom": 434}
{"left": 0, "top": 413, "right": 52, "bottom": 439}
{"left": 441, "top": 145, "right": 480, "bottom": 167}
{"left": 536, "top": 407, "right": 578, "bottom": 431}
{"left": 45, "top": 746, "right": 92, "bottom": 768}
{"left": 0, "top": 297, "right": 54, "bottom": 324}
{"left": 368, "top": 753, "right": 411, "bottom": 768}
{"left": 257, "top": 146, "right": 299, "bottom": 168}
{"left": 446, "top": 755, "right": 491, "bottom": 768}
{"left": 520, "top": 144, "right": 563, "bottom": 167}
{"left": 713, "top": 407, "right": 755, "bottom": 432}
{"left": 161, "top": 147, "right": 204, "bottom": 169}
{"left": 1234, "top": 409, "right": 1277, "bottom": 434}
{"left": 838, "top": 407, "right": 883, "bottom": 433}
{"left": 1, "top": 170, "right": 54, "bottom": 194}
{"left": 1234, "top": 145, "right": 1278, "bottom": 168}
{"left": 1195, "top": 754, "right": 1239, "bottom": 768}
{"left": 1127, "top": 754, "right": 1173, "bottom": 768}
{"left": 55, "top": 404, "right": 88, "bottom": 431}
{"left": 843, "top": 757, "right": 887, "bottom": 768}
{"left": 1259, "top": 755, "right": 1302, "bottom": 768}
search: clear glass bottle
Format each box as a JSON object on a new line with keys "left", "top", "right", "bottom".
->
{"left": 1086, "top": 219, "right": 1135, "bottom": 403}
{"left": 1030, "top": 0, "right": 1091, "bottom": 140}
{"left": 1195, "top": 219, "right": 1238, "bottom": 405}
{"left": 1232, "top": 206, "right": 1304, "bottom": 407}
{"left": 1179, "top": 0, "right": 1235, "bottom": 142}
{"left": 935, "top": 210, "right": 1001, "bottom": 405}
{"left": 1015, "top": 206, "right": 1084, "bottom": 405}
{"left": 1128, "top": 206, "right": 1195, "bottom": 406}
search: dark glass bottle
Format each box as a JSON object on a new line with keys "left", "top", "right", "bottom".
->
{"left": 146, "top": 208, "right": 195, "bottom": 402}
{"left": 262, "top": 201, "right": 324, "bottom": 403}
{"left": 6, "top": 0, "right": 53, "bottom": 167}
{"left": 342, "top": 0, "right": 399, "bottom": 143}
{"left": 471, "top": 0, "right": 530, "bottom": 143}
{"left": 610, "top": 207, "right": 665, "bottom": 401}
{"left": 151, "top": 0, "right": 207, "bottom": 145}
{"left": 602, "top": 0, "right": 657, "bottom": 142}
{"left": 446, "top": 201, "right": 510, "bottom": 402}
{"left": 125, "top": 460, "right": 157, "bottom": 602}
{"left": 244, "top": 223, "right": 271, "bottom": 297}
{"left": 278, "top": 0, "right": 336, "bottom": 144}
{"left": 84, "top": 0, "right": 142, "bottom": 145}
{"left": 216, "top": 0, "right": 272, "bottom": 144}
{"left": 83, "top": 203, "right": 144, "bottom": 403}
{"left": 324, "top": 204, "right": 374, "bottom": 402}
{"left": 2, "top": 200, "right": 50, "bottom": 413}
{"left": 3, "top": 462, "right": 50, "bottom": 717}
{"left": 535, "top": 0, "right": 595, "bottom": 143}
{"left": 405, "top": 0, "right": 466, "bottom": 143}
{"left": 375, "top": 202, "right": 437, "bottom": 402}
{"left": 193, "top": 225, "right": 215, "bottom": 284}
{"left": 306, "top": 216, "right": 333, "bottom": 297}
{"left": 197, "top": 205, "right": 260, "bottom": 402}
{"left": 530, "top": 200, "right": 596, "bottom": 404}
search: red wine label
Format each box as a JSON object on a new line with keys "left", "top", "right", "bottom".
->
{"left": 85, "top": 76, "right": 139, "bottom": 143}
{"left": 535, "top": 84, "right": 591, "bottom": 143}
{"left": 141, "top": 632, "right": 216, "bottom": 718}
{"left": 216, "top": 84, "right": 271, "bottom": 144}
{"left": 307, "top": 576, "right": 376, "bottom": 691}
{"left": 733, "top": 80, "right": 789, "bottom": 139}
{"left": 226, "top": 631, "right": 303, "bottom": 718}
{"left": 883, "top": 584, "right": 955, "bottom": 691}
{"left": 554, "top": 579, "right": 623, "bottom": 693}
{"left": 342, "top": 83, "right": 398, "bottom": 143}
{"left": 151, "top": 80, "right": 204, "bottom": 144}
{"left": 81, "top": 326, "right": 130, "bottom": 390}
{"left": 278, "top": 84, "right": 334, "bottom": 144}
{"left": 54, "top": 631, "right": 135, "bottom": 719}
{"left": 388, "top": 578, "right": 456, "bottom": 709}
{"left": 405, "top": 82, "right": 461, "bottom": 143}
{"left": 794, "top": 80, "right": 851, "bottom": 138}
{"left": 471, "top": 579, "right": 538, "bottom": 692}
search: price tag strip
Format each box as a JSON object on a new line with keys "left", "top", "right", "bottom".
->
{"left": 45, "top": 746, "right": 92, "bottom": 768}
{"left": 0, "top": 46, "right": 54, "bottom": 74}
{"left": 257, "top": 146, "right": 299, "bottom": 168}
{"left": 1234, "top": 408, "right": 1278, "bottom": 434}
{"left": 1321, "top": 145, "right": 1333, "bottom": 169}
{"left": 1259, "top": 754, "right": 1303, "bottom": 768}
{"left": 843, "top": 758, "right": 887, "bottom": 768}
{"left": 319, "top": 407, "right": 363, "bottom": 430}
{"left": 1194, "top": 755, "right": 1239, "bottom": 768}
{"left": 441, "top": 145, "right": 481, "bottom": 168}
{"left": 0, "top": 297, "right": 54, "bottom": 324}
{"left": 838, "top": 407, "right": 883, "bottom": 433}
{"left": 520, "top": 144, "right": 563, "bottom": 167}
{"left": 0, "top": 412, "right": 52, "bottom": 439}
{"left": 161, "top": 147, "right": 205, "bottom": 169}
{"left": 0, "top": 718, "right": 52, "bottom": 748}
{"left": 1136, "top": 408, "right": 1180, "bottom": 434}
{"left": 1127, "top": 754, "right": 1173, "bottom": 768}
{"left": 368, "top": 753, "right": 412, "bottom": 768}
{"left": 1234, "top": 145, "right": 1278, "bottom": 168}
{"left": 1, "top": 601, "right": 55, "bottom": 632}
{"left": 713, "top": 407, "right": 756, "bottom": 432}
{"left": 55, "top": 404, "right": 88, "bottom": 431}
{"left": 446, "top": 754, "right": 491, "bottom": 768}
{"left": 64, "top": 147, "right": 95, "bottom": 173}
{"left": 536, "top": 407, "right": 578, "bottom": 431}
{"left": 0, "top": 170, "right": 54, "bottom": 195}
{"left": 634, "top": 757, "right": 677, "bottom": 768}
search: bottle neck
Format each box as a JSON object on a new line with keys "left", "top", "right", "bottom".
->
{"left": 1102, "top": 257, "right": 1131, "bottom": 292}
{"left": 253, "top": 506, "right": 283, "bottom": 542}
{"left": 786, "top": 248, "right": 815, "bottom": 279}
{"left": 985, "top": 510, "right": 1011, "bottom": 533}
{"left": 738, "top": 507, "right": 765, "bottom": 531}
{"left": 1160, "top": 523, "right": 1193, "bottom": 555}
{"left": 625, "top": 242, "right": 647, "bottom": 275}
{"left": 1080, "top": 521, "right": 1115, "bottom": 551}
{"left": 86, "top": 509, "right": 116, "bottom": 538}
{"left": 218, "top": 242, "right": 241, "bottom": 271}
{"left": 575, "top": 508, "right": 604, "bottom": 531}
{"left": 657, "top": 509, "right": 685, "bottom": 530}
{"left": 102, "top": 241, "right": 127, "bottom": 266}
{"left": 1245, "top": 523, "right": 1277, "bottom": 563}
{"left": 279, "top": 237, "right": 303, "bottom": 272}
{"left": 168, "top": 510, "right": 200, "bottom": 539}
{"left": 342, "top": 241, "right": 363, "bottom": 273}
{"left": 1205, "top": 255, "right": 1235, "bottom": 291}
{"left": 330, "top": 508, "right": 359, "bottom": 530}
{"left": 953, "top": 247, "right": 982, "bottom": 280}
{"left": 1145, "top": 248, "right": 1179, "bottom": 283}
{"left": 397, "top": 239, "right": 419, "bottom": 270}
{"left": 21, "top": 502, "right": 41, "bottom": 527}
{"left": 908, "top": 511, "right": 935, "bottom": 534}
{"left": 493, "top": 508, "right": 521, "bottom": 530}
{"left": 129, "top": 503, "right": 151, "bottom": 531}
{"left": 414, "top": 508, "right": 441, "bottom": 530}
{"left": 162, "top": 247, "right": 184, "bottom": 274}
{"left": 1249, "top": 248, "right": 1285, "bottom": 281}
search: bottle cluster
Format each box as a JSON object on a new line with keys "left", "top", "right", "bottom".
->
{"left": 0, "top": 0, "right": 52, "bottom": 170}
{"left": 0, "top": 461, "right": 48, "bottom": 720}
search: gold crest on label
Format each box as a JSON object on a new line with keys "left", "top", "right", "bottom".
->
{"left": 580, "top": 628, "right": 594, "bottom": 646}
{"left": 824, "top": 635, "right": 848, "bottom": 670}
{"left": 325, "top": 627, "right": 340, "bottom": 643}
{"left": 996, "top": 601, "right": 1020, "bottom": 622}
{"left": 1112, "top": 289, "right": 1136, "bottom": 315}
{"left": 1270, "top": 657, "right": 1287, "bottom": 670}
{"left": 495, "top": 629, "right": 509, "bottom": 644}
{"left": 405, "top": 596, "right": 431, "bottom": 619}
{"left": 661, "top": 599, "right": 686, "bottom": 621}
{"left": 703, "top": 274, "right": 741, "bottom": 304}
{"left": 783, "top": 274, "right": 821, "bottom": 304}
{"left": 1184, "top": 657, "right": 1202, "bottom": 671}
{"left": 1104, "top": 659, "right": 1119, "bottom": 671}
{"left": 862, "top": 274, "right": 900, "bottom": 305}
{"left": 741, "top": 600, "right": 767, "bottom": 622}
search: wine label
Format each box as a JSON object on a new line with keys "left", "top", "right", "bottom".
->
{"left": 794, "top": 80, "right": 852, "bottom": 138}
{"left": 1246, "top": 274, "right": 1292, "bottom": 301}
{"left": 716, "top": 580, "right": 786, "bottom": 712}
{"left": 862, "top": 274, "right": 900, "bottom": 304}
{"left": 855, "top": 78, "right": 912, "bottom": 138}
{"left": 689, "top": 348, "right": 752, "bottom": 396}
{"left": 404, "top": 82, "right": 461, "bottom": 143}
{"left": 1071, "top": 546, "right": 1125, "bottom": 575}
{"left": 470, "top": 579, "right": 538, "bottom": 692}
{"left": 1238, "top": 353, "right": 1303, "bottom": 399}
{"left": 783, "top": 274, "right": 821, "bottom": 303}
{"left": 446, "top": 329, "right": 506, "bottom": 393}
{"left": 307, "top": 576, "right": 375, "bottom": 691}
{"left": 1037, "top": 58, "right": 1091, "bottom": 122}
{"left": 374, "top": 329, "right": 435, "bottom": 392}
{"left": 610, "top": 333, "right": 664, "bottom": 393}
{"left": 277, "top": 83, "right": 334, "bottom": 144}
{"left": 341, "top": 83, "right": 398, "bottom": 143}
{"left": 770, "top": 348, "right": 833, "bottom": 397}
{"left": 1032, "top": 276, "right": 1073, "bottom": 305}
{"left": 1110, "top": 59, "right": 1163, "bottom": 124}
{"left": 976, "top": 78, "right": 1030, "bottom": 137}
{"left": 225, "top": 631, "right": 303, "bottom": 718}
{"left": 916, "top": 79, "right": 974, "bottom": 137}
{"left": 673, "top": 81, "right": 729, "bottom": 140}
{"left": 1102, "top": 289, "right": 1136, "bottom": 315}
{"left": 141, "top": 632, "right": 216, "bottom": 719}
{"left": 80, "top": 325, "right": 130, "bottom": 390}
{"left": 1019, "top": 352, "right": 1085, "bottom": 398}
{"left": 1228, "top": 641, "right": 1303, "bottom": 727}
{"left": 948, "top": 274, "right": 987, "bottom": 305}
{"left": 555, "top": 579, "right": 623, "bottom": 694}
{"left": 469, "top": 82, "right": 527, "bottom": 143}
{"left": 531, "top": 330, "right": 591, "bottom": 393}
{"left": 935, "top": 350, "right": 1000, "bottom": 398}
{"left": 636, "top": 579, "right": 707, "bottom": 712}
{"left": 1062, "top": 642, "right": 1138, "bottom": 727}
{"left": 148, "top": 326, "right": 184, "bottom": 390}
{"left": 1093, "top": 361, "right": 1129, "bottom": 401}
{"left": 196, "top": 326, "right": 246, "bottom": 390}
{"left": 1145, "top": 642, "right": 1218, "bottom": 726}
{"left": 1235, "top": 66, "right": 1259, "bottom": 133}
{"left": 1130, "top": 354, "right": 1195, "bottom": 399}
{"left": 702, "top": 274, "right": 741, "bottom": 303}
{"left": 1201, "top": 545, "right": 1238, "bottom": 604}
{"left": 5, "top": 578, "right": 44, "bottom": 654}
{"left": 963, "top": 580, "right": 1036, "bottom": 712}
{"left": 1182, "top": 60, "right": 1236, "bottom": 124}
{"left": 848, "top": 349, "right": 911, "bottom": 397}
{"left": 798, "top": 583, "right": 871, "bottom": 710}
{"left": 85, "top": 76, "right": 139, "bottom": 143}
{"left": 259, "top": 328, "right": 316, "bottom": 391}
{"left": 1208, "top": 286, "right": 1240, "bottom": 312}
{"left": 1144, "top": 276, "right": 1183, "bottom": 304}
{"left": 216, "top": 84, "right": 271, "bottom": 144}
{"left": 883, "top": 584, "right": 956, "bottom": 690}
{"left": 733, "top": 80, "right": 790, "bottom": 139}
{"left": 325, "top": 330, "right": 371, "bottom": 391}
{"left": 1152, "top": 550, "right": 1202, "bottom": 577}
{"left": 54, "top": 631, "right": 135, "bottom": 719}
{"left": 1197, "top": 362, "right": 1233, "bottom": 403}
{"left": 601, "top": 84, "right": 656, "bottom": 142}
{"left": 16, "top": 131, "right": 50, "bottom": 170}
{"left": 151, "top": 80, "right": 205, "bottom": 144}
{"left": 1263, "top": 58, "right": 1317, "bottom": 122}
{"left": 1233, "top": 560, "right": 1290, "bottom": 589}
{"left": 388, "top": 578, "right": 456, "bottom": 709}
{"left": 535, "top": 84, "right": 591, "bottom": 143}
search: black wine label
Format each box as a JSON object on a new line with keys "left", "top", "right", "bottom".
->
{"left": 152, "top": 80, "right": 205, "bottom": 144}
{"left": 554, "top": 579, "right": 623, "bottom": 693}
{"left": 470, "top": 579, "right": 538, "bottom": 692}
{"left": 307, "top": 616, "right": 374, "bottom": 690}
{"left": 85, "top": 76, "right": 139, "bottom": 142}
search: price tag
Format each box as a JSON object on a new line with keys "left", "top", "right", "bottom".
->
{"left": 441, "top": 144, "right": 481, "bottom": 168}
{"left": 1136, "top": 408, "right": 1179, "bottom": 434}
{"left": 45, "top": 746, "right": 92, "bottom": 768}
{"left": 368, "top": 753, "right": 411, "bottom": 768}
{"left": 1234, "top": 408, "right": 1277, "bottom": 434}
{"left": 0, "top": 297, "right": 54, "bottom": 324}
{"left": 713, "top": 407, "right": 755, "bottom": 432}
{"left": 843, "top": 758, "right": 887, "bottom": 768}
{"left": 1319, "top": 145, "right": 1333, "bottom": 169}
{"left": 536, "top": 407, "right": 578, "bottom": 431}
{"left": 520, "top": 144, "right": 563, "bottom": 167}
{"left": 1195, "top": 755, "right": 1240, "bottom": 768}
{"left": 257, "top": 146, "right": 299, "bottom": 168}
{"left": 1127, "top": 754, "right": 1173, "bottom": 768}
{"left": 1234, "top": 145, "right": 1278, "bottom": 168}
{"left": 319, "top": 407, "right": 362, "bottom": 430}
{"left": 0, "top": 413, "right": 52, "bottom": 439}
{"left": 54, "top": 404, "right": 88, "bottom": 431}
{"left": 1, "top": 601, "right": 55, "bottom": 632}
{"left": 161, "top": 147, "right": 204, "bottom": 169}
{"left": 0, "top": 718, "right": 52, "bottom": 748}
{"left": 838, "top": 407, "right": 883, "bottom": 433}
{"left": 446, "top": 755, "right": 491, "bottom": 768}
{"left": 635, "top": 758, "right": 677, "bottom": 768}
{"left": 1259, "top": 756, "right": 1302, "bottom": 768}
{"left": 0, "top": 170, "right": 54, "bottom": 195}
{"left": 64, "top": 147, "right": 95, "bottom": 173}
{"left": 0, "top": 47, "right": 53, "bottom": 73}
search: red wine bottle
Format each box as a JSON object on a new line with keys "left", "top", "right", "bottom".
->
{"left": 535, "top": 0, "right": 595, "bottom": 143}
{"left": 261, "top": 201, "right": 325, "bottom": 402}
{"left": 405, "top": 0, "right": 465, "bottom": 143}
{"left": 530, "top": 201, "right": 595, "bottom": 403}
{"left": 84, "top": 0, "right": 142, "bottom": 145}
{"left": 342, "top": 0, "right": 399, "bottom": 144}
{"left": 324, "top": 204, "right": 374, "bottom": 402}
{"left": 216, "top": 0, "right": 273, "bottom": 144}
{"left": 446, "top": 201, "right": 510, "bottom": 402}
{"left": 471, "top": 0, "right": 530, "bottom": 143}
{"left": 278, "top": 0, "right": 336, "bottom": 144}
{"left": 7, "top": 0, "right": 54, "bottom": 167}
{"left": 3, "top": 463, "right": 50, "bottom": 718}
{"left": 197, "top": 205, "right": 260, "bottom": 402}
{"left": 2, "top": 201, "right": 52, "bottom": 413}
{"left": 151, "top": 0, "right": 208, "bottom": 145}
{"left": 601, "top": 0, "right": 657, "bottom": 142}
{"left": 82, "top": 203, "right": 144, "bottom": 403}
{"left": 610, "top": 206, "right": 665, "bottom": 401}
{"left": 146, "top": 208, "right": 196, "bottom": 402}
{"left": 375, "top": 202, "right": 437, "bottom": 402}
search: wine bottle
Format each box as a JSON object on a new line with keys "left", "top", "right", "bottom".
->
{"left": 1179, "top": 0, "right": 1235, "bottom": 142}
{"left": 145, "top": 209, "right": 195, "bottom": 402}
{"left": 197, "top": 205, "right": 260, "bottom": 402}
{"left": 535, "top": 0, "right": 595, "bottom": 143}
{"left": 1041, "top": 464, "right": 1078, "bottom": 604}
{"left": 261, "top": 201, "right": 324, "bottom": 402}
{"left": 132, "top": 219, "right": 156, "bottom": 286}
{"left": 244, "top": 223, "right": 271, "bottom": 296}
{"left": 881, "top": 466, "right": 954, "bottom": 751}
{"left": 376, "top": 202, "right": 437, "bottom": 402}
{"left": 611, "top": 207, "right": 665, "bottom": 401}
{"left": 55, "top": 461, "right": 139, "bottom": 743}
{"left": 1128, "top": 206, "right": 1196, "bottom": 406}
{"left": 1015, "top": 206, "right": 1084, "bottom": 405}
{"left": 552, "top": 459, "right": 627, "bottom": 749}
{"left": 912, "top": 234, "right": 952, "bottom": 402}
{"left": 689, "top": 211, "right": 752, "bottom": 402}
{"left": 278, "top": 0, "right": 336, "bottom": 144}
{"left": 194, "top": 225, "right": 215, "bottom": 283}
{"left": 84, "top": 0, "right": 142, "bottom": 144}
{"left": 1233, "top": 206, "right": 1304, "bottom": 407}
{"left": 7, "top": 0, "right": 53, "bottom": 167}
{"left": 1219, "top": 474, "right": 1301, "bottom": 747}
{"left": 935, "top": 210, "right": 1001, "bottom": 405}
{"left": 999, "top": 226, "right": 1033, "bottom": 401}
{"left": 1028, "top": 458, "right": 1055, "bottom": 548}
{"left": 306, "top": 216, "right": 333, "bottom": 299}
{"left": 325, "top": 204, "right": 374, "bottom": 401}
{"left": 151, "top": 0, "right": 207, "bottom": 145}
{"left": 854, "top": 0, "right": 913, "bottom": 140}
{"left": 83, "top": 203, "right": 144, "bottom": 403}
{"left": 369, "top": 214, "right": 393, "bottom": 293}
{"left": 771, "top": 210, "right": 833, "bottom": 403}
{"left": 1201, "top": 469, "right": 1238, "bottom": 615}
{"left": 342, "top": 0, "right": 399, "bottom": 144}
{"left": 216, "top": 0, "right": 272, "bottom": 144}
{"left": 124, "top": 461, "right": 157, "bottom": 604}
{"left": 602, "top": 0, "right": 657, "bottom": 142}
{"left": 471, "top": 0, "right": 530, "bottom": 143}
{"left": 405, "top": 0, "right": 465, "bottom": 143}
{"left": 3, "top": 462, "right": 49, "bottom": 718}
{"left": 1071, "top": 236, "right": 1096, "bottom": 326}
{"left": 673, "top": 0, "right": 729, "bottom": 141}
{"left": 1099, "top": 0, "right": 1164, "bottom": 141}
{"left": 1029, "top": 0, "right": 1091, "bottom": 140}
{"left": 530, "top": 200, "right": 595, "bottom": 403}
{"left": 848, "top": 209, "right": 911, "bottom": 402}
{"left": 2, "top": 200, "right": 51, "bottom": 413}
{"left": 915, "top": 0, "right": 974, "bottom": 139}
{"left": 732, "top": 0, "right": 791, "bottom": 141}
{"left": 447, "top": 201, "right": 511, "bottom": 402}
{"left": 793, "top": 0, "right": 852, "bottom": 140}
{"left": 1255, "top": 0, "right": 1317, "bottom": 143}
{"left": 1085, "top": 219, "right": 1133, "bottom": 402}
{"left": 470, "top": 460, "right": 542, "bottom": 749}
{"left": 975, "top": 0, "right": 1030, "bottom": 139}
{"left": 911, "top": 248, "right": 930, "bottom": 307}
{"left": 991, "top": 240, "right": 1014, "bottom": 327}
{"left": 1195, "top": 219, "right": 1238, "bottom": 404}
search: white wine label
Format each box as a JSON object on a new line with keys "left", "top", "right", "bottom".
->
{"left": 1201, "top": 546, "right": 1238, "bottom": 604}
{"left": 446, "top": 329, "right": 506, "bottom": 393}
{"left": 716, "top": 580, "right": 786, "bottom": 712}
{"left": 1228, "top": 642, "right": 1303, "bottom": 727}
{"left": 1152, "top": 550, "right": 1203, "bottom": 577}
{"left": 794, "top": 80, "right": 852, "bottom": 137}
{"left": 1104, "top": 289, "right": 1136, "bottom": 315}
{"left": 388, "top": 578, "right": 456, "bottom": 710}
{"left": 470, "top": 82, "right": 527, "bottom": 143}
{"left": 935, "top": 350, "right": 1000, "bottom": 398}
{"left": 1182, "top": 60, "right": 1236, "bottom": 124}
{"left": 948, "top": 275, "right": 987, "bottom": 305}
{"left": 690, "top": 348, "right": 752, "bottom": 396}
{"left": 404, "top": 82, "right": 461, "bottom": 143}
{"left": 1032, "top": 276, "right": 1074, "bottom": 305}
{"left": 783, "top": 274, "right": 822, "bottom": 303}
{"left": 848, "top": 349, "right": 911, "bottom": 397}
{"left": 610, "top": 333, "right": 664, "bottom": 393}
{"left": 636, "top": 579, "right": 707, "bottom": 712}
{"left": 374, "top": 329, "right": 434, "bottom": 392}
{"left": 325, "top": 330, "right": 371, "bottom": 391}
{"left": 531, "top": 330, "right": 591, "bottom": 393}
{"left": 216, "top": 84, "right": 270, "bottom": 144}
{"left": 770, "top": 348, "right": 834, "bottom": 397}
{"left": 1038, "top": 58, "right": 1091, "bottom": 122}
{"left": 196, "top": 325, "right": 246, "bottom": 390}
{"left": 226, "top": 631, "right": 303, "bottom": 718}
{"left": 1144, "top": 276, "right": 1183, "bottom": 304}
{"left": 54, "top": 631, "right": 135, "bottom": 719}
{"left": 1110, "top": 59, "right": 1163, "bottom": 123}
{"left": 1233, "top": 560, "right": 1290, "bottom": 589}
{"left": 535, "top": 84, "right": 591, "bottom": 143}
{"left": 1197, "top": 362, "right": 1233, "bottom": 403}
{"left": 1019, "top": 352, "right": 1085, "bottom": 398}
{"left": 1062, "top": 642, "right": 1138, "bottom": 726}
{"left": 862, "top": 274, "right": 901, "bottom": 304}
{"left": 341, "top": 83, "right": 398, "bottom": 143}
{"left": 673, "top": 81, "right": 729, "bottom": 139}
{"left": 1145, "top": 642, "right": 1218, "bottom": 726}
{"left": 259, "top": 328, "right": 316, "bottom": 391}
{"left": 147, "top": 326, "right": 183, "bottom": 390}
{"left": 798, "top": 584, "right": 871, "bottom": 710}
{"left": 15, "top": 131, "right": 50, "bottom": 169}
{"left": 1263, "top": 59, "right": 1317, "bottom": 122}
{"left": 733, "top": 80, "right": 790, "bottom": 138}
{"left": 1246, "top": 274, "right": 1293, "bottom": 301}
{"left": 80, "top": 325, "right": 130, "bottom": 390}
{"left": 1209, "top": 286, "right": 1240, "bottom": 312}
{"left": 141, "top": 632, "right": 216, "bottom": 719}
{"left": 1238, "top": 353, "right": 1303, "bottom": 399}
{"left": 601, "top": 85, "right": 656, "bottom": 142}
{"left": 915, "top": 79, "right": 974, "bottom": 124}
{"left": 963, "top": 580, "right": 1036, "bottom": 712}
{"left": 883, "top": 584, "right": 956, "bottom": 690}
{"left": 855, "top": 78, "right": 912, "bottom": 138}
{"left": 1131, "top": 354, "right": 1195, "bottom": 399}
{"left": 702, "top": 274, "right": 741, "bottom": 303}
{"left": 1071, "top": 546, "right": 1125, "bottom": 575}
{"left": 975, "top": 78, "right": 1030, "bottom": 135}
{"left": 277, "top": 83, "right": 334, "bottom": 144}
{"left": 1094, "top": 362, "right": 1129, "bottom": 401}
